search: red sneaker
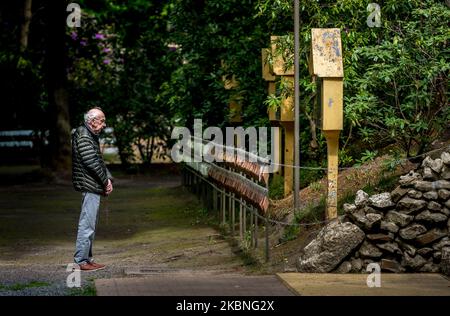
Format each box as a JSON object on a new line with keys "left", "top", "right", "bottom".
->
{"left": 79, "top": 263, "right": 105, "bottom": 272}
{"left": 89, "top": 262, "right": 106, "bottom": 270}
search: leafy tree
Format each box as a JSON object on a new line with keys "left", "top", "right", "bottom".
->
{"left": 256, "top": 0, "right": 449, "bottom": 162}
{"left": 68, "top": 0, "right": 176, "bottom": 166}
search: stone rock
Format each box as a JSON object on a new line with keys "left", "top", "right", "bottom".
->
{"left": 435, "top": 180, "right": 450, "bottom": 190}
{"left": 364, "top": 213, "right": 383, "bottom": 230}
{"left": 422, "top": 167, "right": 437, "bottom": 180}
{"left": 414, "top": 181, "right": 434, "bottom": 192}
{"left": 359, "top": 241, "right": 383, "bottom": 258}
{"left": 419, "top": 262, "right": 440, "bottom": 273}
{"left": 367, "top": 233, "right": 393, "bottom": 242}
{"left": 431, "top": 158, "right": 443, "bottom": 173}
{"left": 438, "top": 189, "right": 450, "bottom": 200}
{"left": 350, "top": 258, "right": 363, "bottom": 272}
{"left": 434, "top": 252, "right": 441, "bottom": 260}
{"left": 369, "top": 193, "right": 395, "bottom": 210}
{"left": 440, "top": 207, "right": 450, "bottom": 216}
{"left": 427, "top": 201, "right": 442, "bottom": 211}
{"left": 399, "top": 224, "right": 427, "bottom": 240}
{"left": 352, "top": 212, "right": 382, "bottom": 231}
{"left": 415, "top": 210, "right": 447, "bottom": 223}
{"left": 407, "top": 190, "right": 423, "bottom": 199}
{"left": 441, "top": 152, "right": 450, "bottom": 165}
{"left": 380, "top": 220, "right": 400, "bottom": 233}
{"left": 421, "top": 156, "right": 433, "bottom": 168}
{"left": 385, "top": 211, "right": 413, "bottom": 227}
{"left": 363, "top": 206, "right": 383, "bottom": 215}
{"left": 415, "top": 228, "right": 448, "bottom": 246}
{"left": 377, "top": 242, "right": 402, "bottom": 255}
{"left": 422, "top": 157, "right": 443, "bottom": 173}
{"left": 441, "top": 165, "right": 450, "bottom": 180}
{"left": 432, "top": 237, "right": 450, "bottom": 251}
{"left": 381, "top": 259, "right": 404, "bottom": 273}
{"left": 296, "top": 221, "right": 365, "bottom": 272}
{"left": 445, "top": 200, "right": 450, "bottom": 209}
{"left": 396, "top": 238, "right": 417, "bottom": 256}
{"left": 355, "top": 190, "right": 369, "bottom": 207}
{"left": 423, "top": 191, "right": 438, "bottom": 200}
{"left": 401, "top": 253, "right": 427, "bottom": 270}
{"left": 391, "top": 186, "right": 409, "bottom": 203}
{"left": 440, "top": 247, "right": 450, "bottom": 276}
{"left": 417, "top": 247, "right": 434, "bottom": 257}
{"left": 334, "top": 261, "right": 352, "bottom": 273}
{"left": 397, "top": 197, "right": 427, "bottom": 214}
{"left": 399, "top": 171, "right": 421, "bottom": 187}
{"left": 343, "top": 203, "right": 357, "bottom": 214}
{"left": 448, "top": 218, "right": 450, "bottom": 230}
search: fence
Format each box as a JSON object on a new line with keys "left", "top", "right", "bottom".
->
{"left": 180, "top": 136, "right": 272, "bottom": 261}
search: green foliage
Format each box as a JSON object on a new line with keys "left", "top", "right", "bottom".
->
{"left": 269, "top": 174, "right": 285, "bottom": 200}
{"left": 349, "top": 2, "right": 450, "bottom": 156}
{"left": 165, "top": 0, "right": 270, "bottom": 129}
{"left": 68, "top": 1, "right": 176, "bottom": 165}
{"left": 68, "top": 284, "right": 97, "bottom": 296}
{"left": 354, "top": 149, "right": 378, "bottom": 167}
{"left": 257, "top": 0, "right": 449, "bottom": 162}
{"left": 0, "top": 281, "right": 50, "bottom": 291}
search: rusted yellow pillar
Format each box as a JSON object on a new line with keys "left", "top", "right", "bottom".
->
{"left": 310, "top": 29, "right": 344, "bottom": 220}
{"left": 281, "top": 122, "right": 294, "bottom": 196}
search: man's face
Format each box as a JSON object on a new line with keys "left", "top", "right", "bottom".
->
{"left": 89, "top": 111, "right": 106, "bottom": 134}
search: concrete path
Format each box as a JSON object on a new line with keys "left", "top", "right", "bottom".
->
{"left": 95, "top": 272, "right": 450, "bottom": 296}
{"left": 95, "top": 271, "right": 295, "bottom": 296}
{"left": 277, "top": 273, "right": 450, "bottom": 296}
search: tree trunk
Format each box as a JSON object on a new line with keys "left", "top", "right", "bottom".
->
{"left": 46, "top": 0, "right": 72, "bottom": 172}
{"left": 20, "top": 0, "right": 32, "bottom": 52}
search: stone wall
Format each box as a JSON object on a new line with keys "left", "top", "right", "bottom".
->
{"left": 297, "top": 152, "right": 450, "bottom": 274}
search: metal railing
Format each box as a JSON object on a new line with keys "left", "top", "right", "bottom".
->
{"left": 181, "top": 162, "right": 271, "bottom": 262}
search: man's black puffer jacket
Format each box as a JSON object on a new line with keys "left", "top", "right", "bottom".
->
{"left": 72, "top": 124, "right": 111, "bottom": 195}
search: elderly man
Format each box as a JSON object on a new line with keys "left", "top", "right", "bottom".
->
{"left": 72, "top": 107, "right": 113, "bottom": 271}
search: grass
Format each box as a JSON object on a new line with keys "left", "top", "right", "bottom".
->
{"left": 269, "top": 174, "right": 284, "bottom": 200}
{"left": 0, "top": 281, "right": 50, "bottom": 291}
{"left": 68, "top": 283, "right": 97, "bottom": 296}
{"left": 280, "top": 197, "right": 326, "bottom": 243}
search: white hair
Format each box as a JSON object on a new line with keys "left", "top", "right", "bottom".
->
{"left": 84, "top": 108, "right": 103, "bottom": 123}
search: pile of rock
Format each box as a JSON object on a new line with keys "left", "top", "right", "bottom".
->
{"left": 297, "top": 152, "right": 450, "bottom": 274}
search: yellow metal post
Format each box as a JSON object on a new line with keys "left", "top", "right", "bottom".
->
{"left": 281, "top": 122, "right": 294, "bottom": 196}
{"left": 310, "top": 28, "right": 344, "bottom": 220}
{"left": 322, "top": 130, "right": 339, "bottom": 219}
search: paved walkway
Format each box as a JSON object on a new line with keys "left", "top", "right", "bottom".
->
{"left": 95, "top": 271, "right": 295, "bottom": 296}
{"left": 95, "top": 271, "right": 450, "bottom": 296}
{"left": 277, "top": 273, "right": 450, "bottom": 296}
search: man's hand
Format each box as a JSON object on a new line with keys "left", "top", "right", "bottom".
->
{"left": 105, "top": 179, "right": 113, "bottom": 195}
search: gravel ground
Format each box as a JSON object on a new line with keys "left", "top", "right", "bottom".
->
{"left": 0, "top": 264, "right": 126, "bottom": 296}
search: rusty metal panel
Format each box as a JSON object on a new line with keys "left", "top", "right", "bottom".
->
{"left": 311, "top": 28, "right": 343, "bottom": 78}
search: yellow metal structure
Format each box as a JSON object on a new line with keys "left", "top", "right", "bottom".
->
{"left": 229, "top": 100, "right": 242, "bottom": 123}
{"left": 282, "top": 122, "right": 294, "bottom": 196}
{"left": 310, "top": 28, "right": 344, "bottom": 220}
{"left": 271, "top": 36, "right": 294, "bottom": 76}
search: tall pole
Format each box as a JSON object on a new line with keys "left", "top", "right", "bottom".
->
{"left": 293, "top": 0, "right": 300, "bottom": 212}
